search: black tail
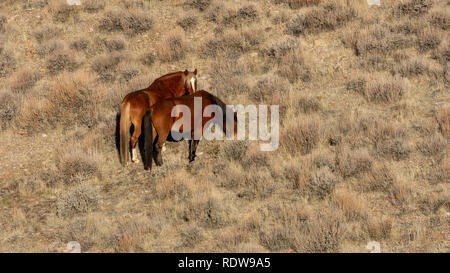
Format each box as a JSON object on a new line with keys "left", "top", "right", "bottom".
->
{"left": 143, "top": 110, "right": 153, "bottom": 171}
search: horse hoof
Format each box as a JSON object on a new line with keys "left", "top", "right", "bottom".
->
{"left": 132, "top": 159, "right": 140, "bottom": 163}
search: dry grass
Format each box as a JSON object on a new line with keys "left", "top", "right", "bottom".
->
{"left": 0, "top": 0, "right": 448, "bottom": 253}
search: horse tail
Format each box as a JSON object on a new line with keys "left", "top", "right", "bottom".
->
{"left": 143, "top": 110, "right": 153, "bottom": 171}
{"left": 120, "top": 100, "right": 131, "bottom": 166}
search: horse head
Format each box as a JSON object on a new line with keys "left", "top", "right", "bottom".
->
{"left": 183, "top": 69, "right": 197, "bottom": 96}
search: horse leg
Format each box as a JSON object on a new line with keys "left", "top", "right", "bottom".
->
{"left": 130, "top": 115, "right": 143, "bottom": 163}
{"left": 188, "top": 140, "right": 200, "bottom": 162}
{"left": 154, "top": 130, "right": 169, "bottom": 166}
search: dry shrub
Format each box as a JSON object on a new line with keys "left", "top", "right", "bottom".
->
{"left": 308, "top": 167, "right": 339, "bottom": 199}
{"left": 417, "top": 28, "right": 441, "bottom": 52}
{"left": 33, "top": 25, "right": 61, "bottom": 43}
{"left": 56, "top": 184, "right": 99, "bottom": 218}
{"left": 281, "top": 118, "right": 320, "bottom": 155}
{"left": 222, "top": 5, "right": 258, "bottom": 27}
{"left": 286, "top": 1, "right": 355, "bottom": 36}
{"left": 141, "top": 52, "right": 155, "bottom": 66}
{"left": 157, "top": 33, "right": 186, "bottom": 62}
{"left": 99, "top": 9, "right": 153, "bottom": 36}
{"left": 96, "top": 36, "right": 126, "bottom": 52}
{"left": 376, "top": 138, "right": 411, "bottom": 161}
{"left": 46, "top": 50, "right": 80, "bottom": 75}
{"left": 390, "top": 180, "right": 412, "bottom": 204}
{"left": 367, "top": 163, "right": 395, "bottom": 191}
{"left": 333, "top": 189, "right": 367, "bottom": 220}
{"left": 210, "top": 57, "right": 250, "bottom": 97}
{"left": 274, "top": 0, "right": 320, "bottom": 9}
{"left": 350, "top": 24, "right": 415, "bottom": 56}
{"left": 435, "top": 105, "right": 450, "bottom": 137}
{"left": 188, "top": 0, "right": 211, "bottom": 11}
{"left": 83, "top": 0, "right": 105, "bottom": 13}
{"left": 56, "top": 150, "right": 100, "bottom": 185}
{"left": 348, "top": 74, "right": 405, "bottom": 103}
{"left": 0, "top": 46, "right": 15, "bottom": 78}
{"left": 365, "top": 218, "right": 392, "bottom": 240}
{"left": 177, "top": 15, "right": 198, "bottom": 31}
{"left": 281, "top": 161, "right": 311, "bottom": 190}
{"left": 49, "top": 0, "right": 79, "bottom": 23}
{"left": 182, "top": 196, "right": 233, "bottom": 228}
{"left": 278, "top": 47, "right": 311, "bottom": 83}
{"left": 297, "top": 96, "right": 322, "bottom": 114}
{"left": 294, "top": 208, "right": 345, "bottom": 252}
{"left": 259, "top": 226, "right": 294, "bottom": 251}
{"left": 417, "top": 133, "right": 447, "bottom": 157}
{"left": 249, "top": 76, "right": 290, "bottom": 104}
{"left": 0, "top": 90, "right": 17, "bottom": 130}
{"left": 9, "top": 69, "right": 41, "bottom": 94}
{"left": 37, "top": 40, "right": 64, "bottom": 58}
{"left": 180, "top": 225, "right": 204, "bottom": 248}
{"left": 201, "top": 28, "right": 262, "bottom": 59}
{"left": 221, "top": 141, "right": 249, "bottom": 162}
{"left": 392, "top": 57, "right": 435, "bottom": 78}
{"left": 394, "top": 0, "right": 432, "bottom": 17}
{"left": 429, "top": 10, "right": 450, "bottom": 30}
{"left": 70, "top": 37, "right": 89, "bottom": 52}
{"left": 118, "top": 66, "right": 140, "bottom": 83}
{"left": 425, "top": 160, "right": 450, "bottom": 185}
{"left": 46, "top": 72, "right": 101, "bottom": 128}
{"left": 0, "top": 15, "right": 7, "bottom": 33}
{"left": 91, "top": 53, "right": 122, "bottom": 81}
{"left": 338, "top": 147, "right": 372, "bottom": 178}
{"left": 261, "top": 37, "right": 299, "bottom": 61}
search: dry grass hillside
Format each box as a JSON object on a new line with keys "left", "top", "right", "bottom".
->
{"left": 0, "top": 0, "right": 448, "bottom": 252}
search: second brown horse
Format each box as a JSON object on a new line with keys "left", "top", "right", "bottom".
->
{"left": 142, "top": 90, "right": 238, "bottom": 171}
{"left": 120, "top": 69, "right": 198, "bottom": 166}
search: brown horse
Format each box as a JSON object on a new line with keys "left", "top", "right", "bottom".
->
{"left": 142, "top": 90, "right": 238, "bottom": 171}
{"left": 120, "top": 69, "right": 198, "bottom": 166}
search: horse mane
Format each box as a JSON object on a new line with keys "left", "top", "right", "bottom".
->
{"left": 154, "top": 71, "right": 183, "bottom": 82}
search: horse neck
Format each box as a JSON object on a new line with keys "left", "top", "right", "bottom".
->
{"left": 153, "top": 74, "right": 185, "bottom": 98}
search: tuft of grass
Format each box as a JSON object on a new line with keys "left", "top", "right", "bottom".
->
{"left": 250, "top": 76, "right": 290, "bottom": 104}
{"left": 70, "top": 37, "right": 89, "bottom": 52}
{"left": 429, "top": 10, "right": 450, "bottom": 30}
{"left": 34, "top": 25, "right": 61, "bottom": 43}
{"left": 348, "top": 74, "right": 405, "bottom": 103}
{"left": 91, "top": 53, "right": 122, "bottom": 81}
{"left": 56, "top": 184, "right": 99, "bottom": 218}
{"left": 294, "top": 208, "right": 344, "bottom": 253}
{"left": 297, "top": 96, "right": 322, "bottom": 114}
{"left": 188, "top": 0, "right": 211, "bottom": 11}
{"left": 0, "top": 90, "right": 17, "bottom": 130}
{"left": 417, "top": 133, "right": 447, "bottom": 157}
{"left": 376, "top": 138, "right": 411, "bottom": 161}
{"left": 258, "top": 226, "right": 294, "bottom": 251}
{"left": 9, "top": 69, "right": 41, "bottom": 93}
{"left": 0, "top": 46, "right": 15, "bottom": 78}
{"left": 99, "top": 9, "right": 153, "bottom": 36}
{"left": 308, "top": 167, "right": 339, "bottom": 199}
{"left": 83, "top": 0, "right": 105, "bottom": 13}
{"left": 286, "top": 1, "right": 355, "bottom": 36}
{"left": 222, "top": 5, "right": 258, "bottom": 27}
{"left": 49, "top": 1, "right": 79, "bottom": 23}
{"left": 435, "top": 106, "right": 449, "bottom": 137}
{"left": 338, "top": 147, "right": 372, "bottom": 178}
{"left": 57, "top": 151, "right": 100, "bottom": 185}
{"left": 367, "top": 164, "right": 395, "bottom": 192}
{"left": 417, "top": 29, "right": 441, "bottom": 52}
{"left": 281, "top": 118, "right": 320, "bottom": 155}
{"left": 274, "top": 0, "right": 320, "bottom": 9}
{"left": 46, "top": 51, "right": 80, "bottom": 75}
{"left": 37, "top": 40, "right": 64, "bottom": 58}
{"left": 365, "top": 218, "right": 392, "bottom": 241}
{"left": 157, "top": 33, "right": 186, "bottom": 62}
{"left": 177, "top": 15, "right": 198, "bottom": 31}
{"left": 180, "top": 226, "right": 204, "bottom": 248}
{"left": 333, "top": 189, "right": 367, "bottom": 220}
{"left": 394, "top": 0, "right": 432, "bottom": 17}
{"left": 278, "top": 47, "right": 311, "bottom": 83}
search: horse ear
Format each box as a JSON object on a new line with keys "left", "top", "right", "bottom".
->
{"left": 184, "top": 69, "right": 188, "bottom": 76}
{"left": 194, "top": 69, "right": 197, "bottom": 75}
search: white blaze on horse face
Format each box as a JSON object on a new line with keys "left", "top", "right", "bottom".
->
{"left": 190, "top": 77, "right": 196, "bottom": 93}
